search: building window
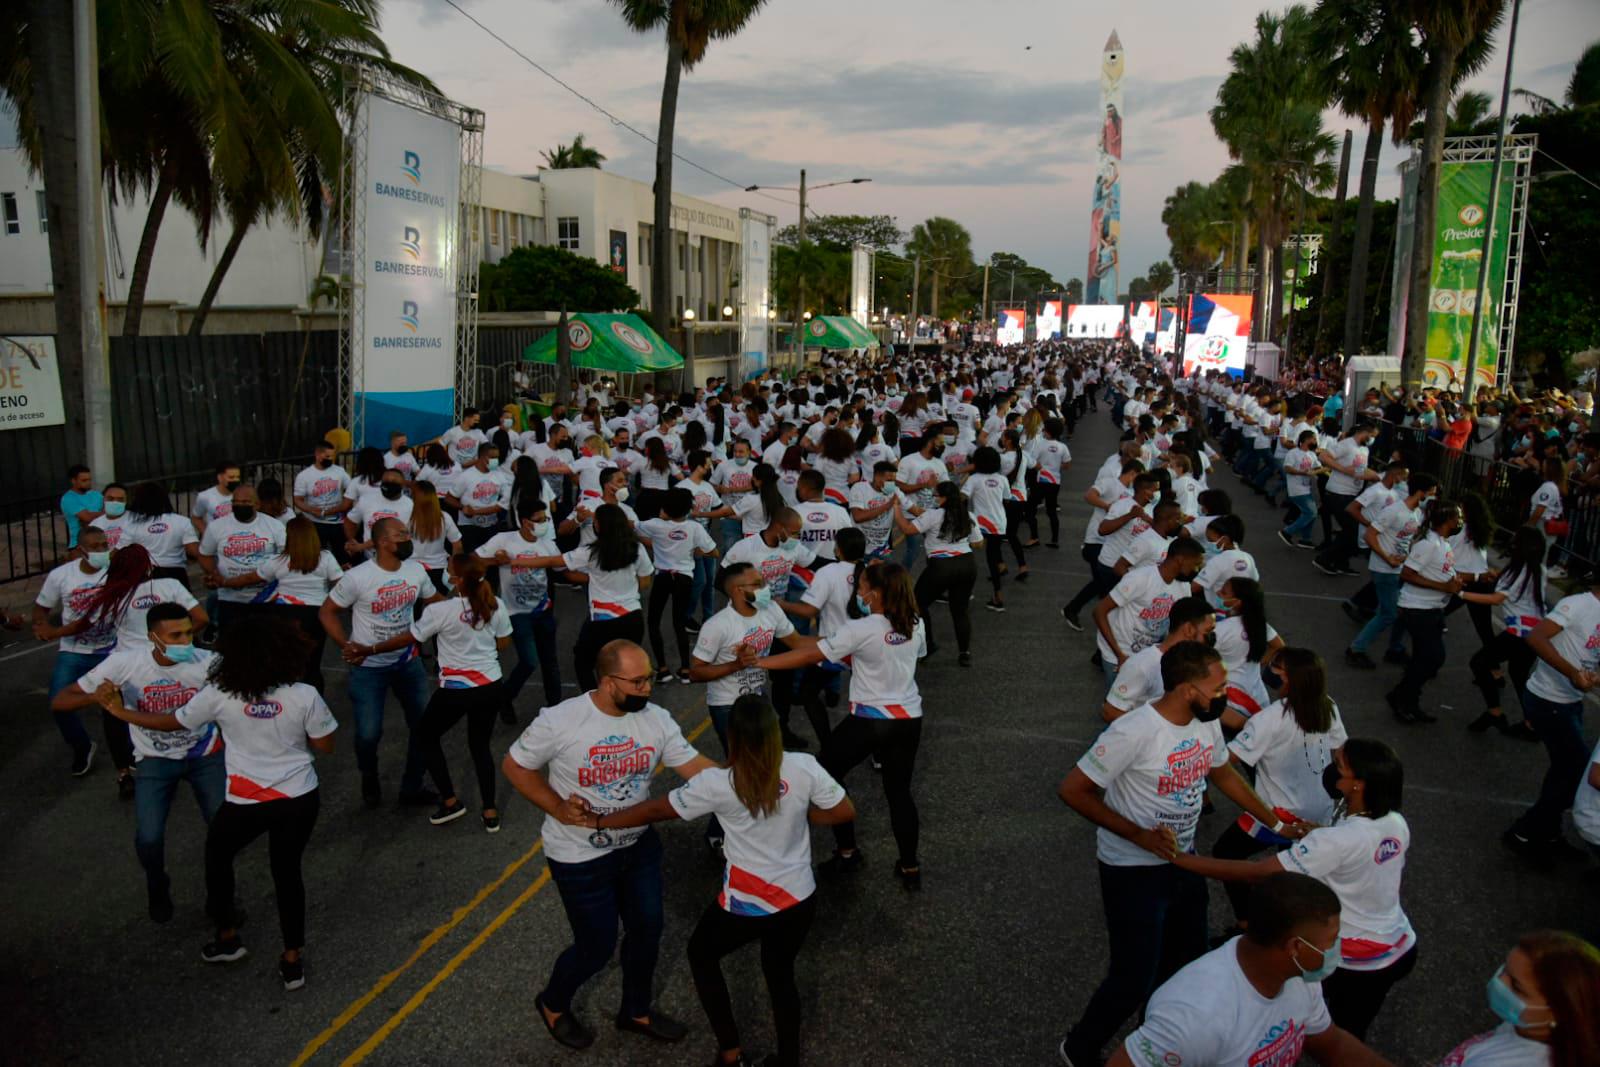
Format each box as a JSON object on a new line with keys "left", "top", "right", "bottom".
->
{"left": 557, "top": 216, "right": 580, "bottom": 250}
{"left": 35, "top": 190, "right": 48, "bottom": 233}
{"left": 489, "top": 209, "right": 501, "bottom": 245}
{"left": 1, "top": 193, "right": 18, "bottom": 236}
{"left": 676, "top": 236, "right": 685, "bottom": 271}
{"left": 697, "top": 245, "right": 705, "bottom": 274}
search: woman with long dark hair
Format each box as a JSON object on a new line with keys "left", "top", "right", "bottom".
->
{"left": 365, "top": 553, "right": 512, "bottom": 830}
{"left": 347, "top": 446, "right": 388, "bottom": 507}
{"left": 1440, "top": 930, "right": 1600, "bottom": 1067}
{"left": 584, "top": 695, "right": 854, "bottom": 1067}
{"left": 1448, "top": 491, "right": 1498, "bottom": 649}
{"left": 1213, "top": 577, "right": 1284, "bottom": 729}
{"left": 84, "top": 543, "right": 207, "bottom": 653}
{"left": 734, "top": 462, "right": 787, "bottom": 538}
{"left": 814, "top": 427, "right": 860, "bottom": 506}
{"left": 1463, "top": 525, "right": 1546, "bottom": 740}
{"left": 893, "top": 480, "right": 981, "bottom": 665}
{"left": 635, "top": 436, "right": 676, "bottom": 520}
{"left": 408, "top": 479, "right": 462, "bottom": 597}
{"left": 98, "top": 612, "right": 336, "bottom": 990}
{"left": 965, "top": 445, "right": 1021, "bottom": 612}
{"left": 123, "top": 482, "right": 200, "bottom": 584}
{"left": 757, "top": 561, "right": 929, "bottom": 890}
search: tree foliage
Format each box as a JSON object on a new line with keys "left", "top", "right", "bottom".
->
{"left": 775, "top": 213, "right": 903, "bottom": 251}
{"left": 478, "top": 245, "right": 639, "bottom": 313}
{"left": 541, "top": 134, "right": 607, "bottom": 169}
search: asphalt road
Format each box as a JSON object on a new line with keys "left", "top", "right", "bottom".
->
{"left": 1, "top": 407, "right": 1593, "bottom": 1067}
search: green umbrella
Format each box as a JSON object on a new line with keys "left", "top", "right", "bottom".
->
{"left": 800, "top": 315, "right": 880, "bottom": 349}
{"left": 522, "top": 313, "right": 683, "bottom": 371}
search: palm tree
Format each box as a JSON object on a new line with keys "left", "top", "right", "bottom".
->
{"left": 1146, "top": 261, "right": 1176, "bottom": 296}
{"left": 1311, "top": 0, "right": 1423, "bottom": 356}
{"left": 610, "top": 0, "right": 769, "bottom": 337}
{"left": 904, "top": 217, "right": 974, "bottom": 318}
{"left": 1516, "top": 39, "right": 1600, "bottom": 113}
{"left": 1401, "top": 0, "right": 1507, "bottom": 386}
{"left": 541, "top": 133, "right": 607, "bottom": 170}
{"left": 1162, "top": 181, "right": 1229, "bottom": 276}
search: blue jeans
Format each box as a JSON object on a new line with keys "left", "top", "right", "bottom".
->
{"left": 506, "top": 609, "right": 561, "bottom": 708}
{"left": 543, "top": 827, "right": 665, "bottom": 1019}
{"left": 346, "top": 656, "right": 430, "bottom": 794}
{"left": 48, "top": 649, "right": 108, "bottom": 757}
{"left": 1285, "top": 494, "right": 1319, "bottom": 540}
{"left": 690, "top": 554, "right": 718, "bottom": 623}
{"left": 1351, "top": 571, "right": 1403, "bottom": 655}
{"left": 1512, "top": 692, "right": 1588, "bottom": 843}
{"left": 718, "top": 517, "right": 744, "bottom": 555}
{"left": 900, "top": 533, "right": 924, "bottom": 573}
{"left": 135, "top": 752, "right": 225, "bottom": 895}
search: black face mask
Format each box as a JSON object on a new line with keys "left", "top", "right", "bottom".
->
{"left": 617, "top": 692, "right": 649, "bottom": 713}
{"left": 225, "top": 480, "right": 241, "bottom": 492}
{"left": 1322, "top": 763, "right": 1344, "bottom": 800}
{"left": 315, "top": 457, "right": 333, "bottom": 469}
{"left": 394, "top": 444, "right": 409, "bottom": 455}
{"left": 392, "top": 541, "right": 414, "bottom": 561}
{"left": 381, "top": 483, "right": 404, "bottom": 500}
{"left": 231, "top": 505, "right": 256, "bottom": 522}
{"left": 1204, "top": 631, "right": 1218, "bottom": 648}
{"left": 1192, "top": 691, "right": 1229, "bottom": 723}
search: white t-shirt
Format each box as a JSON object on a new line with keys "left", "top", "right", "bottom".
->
{"left": 412, "top": 596, "right": 513, "bottom": 687}
{"left": 122, "top": 513, "right": 199, "bottom": 567}
{"left": 692, "top": 603, "right": 796, "bottom": 707}
{"left": 257, "top": 551, "right": 344, "bottom": 607}
{"left": 176, "top": 682, "right": 337, "bottom": 804}
{"left": 1028, "top": 437, "right": 1071, "bottom": 484}
{"left": 199, "top": 514, "right": 288, "bottom": 603}
{"left": 723, "top": 534, "right": 816, "bottom": 601}
{"left": 639, "top": 517, "right": 717, "bottom": 576}
{"left": 294, "top": 465, "right": 351, "bottom": 523}
{"left": 818, "top": 614, "right": 927, "bottom": 720}
{"left": 848, "top": 481, "right": 900, "bottom": 552}
{"left": 89, "top": 512, "right": 130, "bottom": 549}
{"left": 1099, "top": 564, "right": 1189, "bottom": 663}
{"left": 963, "top": 473, "right": 1011, "bottom": 537}
{"left": 1529, "top": 480, "right": 1563, "bottom": 523}
{"left": 112, "top": 578, "right": 200, "bottom": 651}
{"left": 1195, "top": 548, "right": 1258, "bottom": 600}
{"left": 676, "top": 477, "right": 723, "bottom": 531}
{"left": 506, "top": 695, "right": 699, "bottom": 863}
{"left": 1280, "top": 811, "right": 1417, "bottom": 971}
{"left": 411, "top": 512, "right": 462, "bottom": 571}
{"left": 1526, "top": 590, "right": 1600, "bottom": 704}
{"left": 1229, "top": 701, "right": 1347, "bottom": 823}
{"left": 476, "top": 530, "right": 557, "bottom": 614}
{"left": 440, "top": 425, "right": 487, "bottom": 466}
{"left": 1120, "top": 527, "right": 1174, "bottom": 571}
{"left": 36, "top": 560, "right": 114, "bottom": 654}
{"left": 1325, "top": 437, "right": 1370, "bottom": 496}
{"left": 670, "top": 752, "right": 845, "bottom": 914}
{"left": 1084, "top": 475, "right": 1131, "bottom": 546}
{"left": 191, "top": 486, "right": 234, "bottom": 526}
{"left": 1573, "top": 737, "right": 1600, "bottom": 847}
{"left": 1098, "top": 497, "right": 1152, "bottom": 567}
{"left": 795, "top": 500, "right": 854, "bottom": 561}
{"left": 800, "top": 560, "right": 859, "bottom": 639}
{"left": 563, "top": 544, "right": 654, "bottom": 620}
{"left": 384, "top": 448, "right": 421, "bottom": 478}
{"left": 1397, "top": 530, "right": 1456, "bottom": 610}
{"left": 449, "top": 468, "right": 507, "bottom": 528}
{"left": 1439, "top": 1024, "right": 1552, "bottom": 1067}
{"left": 79, "top": 647, "right": 220, "bottom": 761}
{"left": 328, "top": 560, "right": 434, "bottom": 668}
{"left": 1076, "top": 702, "right": 1228, "bottom": 866}
{"left": 1106, "top": 644, "right": 1165, "bottom": 713}
{"left": 1282, "top": 447, "right": 1319, "bottom": 497}
{"left": 348, "top": 494, "right": 414, "bottom": 543}
{"left": 1124, "top": 938, "right": 1331, "bottom": 1067}
{"left": 896, "top": 452, "right": 947, "bottom": 510}
{"left": 1494, "top": 566, "right": 1545, "bottom": 636}
{"left": 1367, "top": 499, "right": 1424, "bottom": 576}
{"left": 914, "top": 507, "right": 982, "bottom": 559}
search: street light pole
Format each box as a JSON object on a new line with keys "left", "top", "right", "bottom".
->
{"left": 797, "top": 169, "right": 806, "bottom": 372}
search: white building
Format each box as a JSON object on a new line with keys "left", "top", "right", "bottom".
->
{"left": 0, "top": 146, "right": 744, "bottom": 334}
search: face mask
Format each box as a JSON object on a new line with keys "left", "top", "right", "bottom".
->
{"left": 161, "top": 641, "right": 197, "bottom": 663}
{"left": 1204, "top": 631, "right": 1217, "bottom": 648}
{"left": 1487, "top": 966, "right": 1552, "bottom": 1028}
{"left": 733, "top": 456, "right": 749, "bottom": 467}
{"left": 381, "top": 484, "right": 404, "bottom": 500}
{"left": 854, "top": 594, "right": 872, "bottom": 615}
{"left": 1204, "top": 538, "right": 1222, "bottom": 557}
{"left": 616, "top": 691, "right": 650, "bottom": 713}
{"left": 392, "top": 541, "right": 414, "bottom": 561}
{"left": 943, "top": 434, "right": 957, "bottom": 445}
{"left": 751, "top": 586, "right": 774, "bottom": 609}
{"left": 86, "top": 550, "right": 111, "bottom": 570}
{"left": 613, "top": 486, "right": 630, "bottom": 503}
{"left": 394, "top": 444, "right": 409, "bottom": 455}
{"left": 104, "top": 500, "right": 127, "bottom": 518}
{"left": 225, "top": 480, "right": 241, "bottom": 492}
{"left": 316, "top": 457, "right": 333, "bottom": 469}
{"left": 1192, "top": 689, "right": 1229, "bottom": 723}
{"left": 1293, "top": 936, "right": 1340, "bottom": 983}
{"left": 502, "top": 418, "right": 515, "bottom": 429}
{"left": 486, "top": 458, "right": 500, "bottom": 472}
{"left": 231, "top": 505, "right": 256, "bottom": 522}
{"left": 531, "top": 521, "right": 552, "bottom": 540}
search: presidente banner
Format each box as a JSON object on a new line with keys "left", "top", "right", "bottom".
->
{"left": 1423, "top": 161, "right": 1513, "bottom": 389}
{"left": 356, "top": 95, "right": 461, "bottom": 446}
{"left": 1036, "top": 300, "right": 1063, "bottom": 340}
{"left": 1182, "top": 293, "right": 1253, "bottom": 378}
{"left": 739, "top": 210, "right": 773, "bottom": 381}
{"left": 1066, "top": 303, "right": 1124, "bottom": 338}
{"left": 997, "top": 309, "right": 1026, "bottom": 347}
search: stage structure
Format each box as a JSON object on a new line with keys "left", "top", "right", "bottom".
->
{"left": 1386, "top": 134, "right": 1535, "bottom": 390}
{"left": 739, "top": 208, "right": 777, "bottom": 382}
{"left": 337, "top": 62, "right": 483, "bottom": 448}
{"left": 1084, "top": 30, "right": 1124, "bottom": 305}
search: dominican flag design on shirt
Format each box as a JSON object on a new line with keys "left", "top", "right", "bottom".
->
{"left": 1037, "top": 465, "right": 1060, "bottom": 485}
{"left": 441, "top": 667, "right": 497, "bottom": 688}
{"left": 719, "top": 863, "right": 804, "bottom": 916}
{"left": 1225, "top": 683, "right": 1263, "bottom": 718}
{"left": 1236, "top": 806, "right": 1301, "bottom": 847}
{"left": 926, "top": 547, "right": 964, "bottom": 559}
{"left": 1504, "top": 614, "right": 1540, "bottom": 637}
{"left": 591, "top": 600, "right": 631, "bottom": 620}
{"left": 976, "top": 514, "right": 1001, "bottom": 536}
{"left": 851, "top": 701, "right": 914, "bottom": 720}
{"left": 823, "top": 487, "right": 849, "bottom": 506}
{"left": 1340, "top": 931, "right": 1412, "bottom": 968}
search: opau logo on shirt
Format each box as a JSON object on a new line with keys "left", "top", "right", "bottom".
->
{"left": 147, "top": 521, "right": 170, "bottom": 534}
{"left": 133, "top": 592, "right": 162, "bottom": 610}
{"left": 244, "top": 700, "right": 284, "bottom": 719}
{"left": 1374, "top": 837, "right": 1403, "bottom": 864}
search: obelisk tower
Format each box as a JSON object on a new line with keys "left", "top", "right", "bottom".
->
{"left": 1085, "top": 30, "right": 1124, "bottom": 305}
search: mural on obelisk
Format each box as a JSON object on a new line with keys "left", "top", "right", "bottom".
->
{"left": 1085, "top": 30, "right": 1123, "bottom": 305}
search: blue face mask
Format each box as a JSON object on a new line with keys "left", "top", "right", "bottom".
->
{"left": 486, "top": 458, "right": 500, "bottom": 471}
{"left": 1487, "top": 966, "right": 1552, "bottom": 1029}
{"left": 1293, "top": 937, "right": 1340, "bottom": 983}
{"left": 104, "top": 500, "right": 127, "bottom": 518}
{"left": 854, "top": 594, "right": 872, "bottom": 615}
{"left": 86, "top": 550, "right": 111, "bottom": 570}
{"left": 751, "top": 586, "right": 774, "bottom": 609}
{"left": 162, "top": 641, "right": 197, "bottom": 663}
{"left": 1203, "top": 538, "right": 1223, "bottom": 557}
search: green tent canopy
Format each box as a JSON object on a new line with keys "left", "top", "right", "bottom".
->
{"left": 521, "top": 313, "right": 683, "bottom": 371}
{"left": 800, "top": 315, "right": 880, "bottom": 349}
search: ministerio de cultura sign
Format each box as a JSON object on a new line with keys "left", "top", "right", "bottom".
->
{"left": 0, "top": 335, "right": 65, "bottom": 431}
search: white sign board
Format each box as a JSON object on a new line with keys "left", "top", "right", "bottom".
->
{"left": 0, "top": 335, "right": 65, "bottom": 430}
{"left": 355, "top": 94, "right": 462, "bottom": 446}
{"left": 850, "top": 245, "right": 872, "bottom": 327}
{"left": 739, "top": 211, "right": 773, "bottom": 382}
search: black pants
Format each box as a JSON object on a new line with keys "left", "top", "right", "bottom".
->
{"left": 1063, "top": 551, "right": 1116, "bottom": 619}
{"left": 214, "top": 600, "right": 263, "bottom": 634}
{"left": 1315, "top": 475, "right": 1336, "bottom": 545}
{"left": 1470, "top": 630, "right": 1537, "bottom": 712}
{"left": 1447, "top": 580, "right": 1497, "bottom": 648}
{"left": 646, "top": 571, "right": 694, "bottom": 671}
{"left": 1391, "top": 608, "right": 1446, "bottom": 711}
{"left": 1003, "top": 500, "right": 1030, "bottom": 565}
{"left": 312, "top": 520, "right": 349, "bottom": 566}
{"left": 981, "top": 532, "right": 1007, "bottom": 594}
{"left": 1211, "top": 822, "right": 1268, "bottom": 924}
{"left": 1321, "top": 946, "right": 1419, "bottom": 1041}
{"left": 205, "top": 790, "right": 320, "bottom": 950}
{"left": 415, "top": 680, "right": 502, "bottom": 809}
{"left": 1026, "top": 482, "right": 1061, "bottom": 544}
{"left": 574, "top": 611, "right": 644, "bottom": 691}
{"left": 820, "top": 716, "right": 922, "bottom": 866}
{"left": 458, "top": 523, "right": 498, "bottom": 555}
{"left": 687, "top": 896, "right": 816, "bottom": 1067}
{"left": 912, "top": 555, "right": 976, "bottom": 653}
{"left": 103, "top": 709, "right": 135, "bottom": 771}
{"left": 152, "top": 564, "right": 190, "bottom": 586}
{"left": 795, "top": 664, "right": 844, "bottom": 744}
{"left": 1317, "top": 493, "right": 1360, "bottom": 570}
{"left": 266, "top": 603, "right": 328, "bottom": 692}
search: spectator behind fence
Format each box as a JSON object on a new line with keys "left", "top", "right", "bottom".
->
{"left": 61, "top": 464, "right": 104, "bottom": 552}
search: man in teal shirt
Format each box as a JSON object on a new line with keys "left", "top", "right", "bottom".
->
{"left": 60, "top": 464, "right": 104, "bottom": 551}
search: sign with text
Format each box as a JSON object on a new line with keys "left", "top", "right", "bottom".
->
{"left": 739, "top": 210, "right": 774, "bottom": 382}
{"left": 0, "top": 335, "right": 65, "bottom": 430}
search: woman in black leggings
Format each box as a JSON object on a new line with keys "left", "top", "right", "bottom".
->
{"left": 894, "top": 480, "right": 980, "bottom": 665}
{"left": 583, "top": 695, "right": 855, "bottom": 1067}
{"left": 364, "top": 553, "right": 511, "bottom": 831}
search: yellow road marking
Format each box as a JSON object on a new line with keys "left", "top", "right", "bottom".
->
{"left": 292, "top": 713, "right": 712, "bottom": 1065}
